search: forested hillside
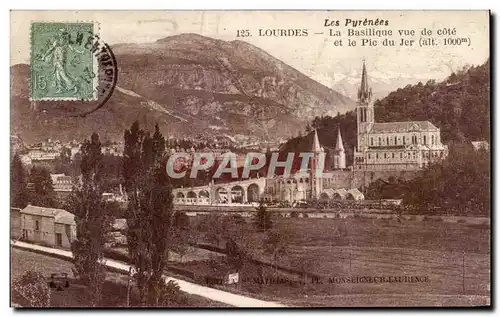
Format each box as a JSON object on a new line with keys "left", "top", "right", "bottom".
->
{"left": 282, "top": 59, "right": 490, "bottom": 167}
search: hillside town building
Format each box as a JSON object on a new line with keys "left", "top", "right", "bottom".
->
{"left": 51, "top": 173, "right": 73, "bottom": 201}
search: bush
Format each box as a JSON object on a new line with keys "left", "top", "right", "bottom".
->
{"left": 302, "top": 213, "right": 309, "bottom": 218}
{"left": 157, "top": 279, "right": 188, "bottom": 306}
{"left": 12, "top": 271, "right": 50, "bottom": 307}
{"left": 173, "top": 211, "right": 190, "bottom": 229}
{"left": 254, "top": 203, "right": 272, "bottom": 231}
{"left": 456, "top": 219, "right": 466, "bottom": 224}
{"left": 232, "top": 214, "right": 245, "bottom": 224}
{"left": 290, "top": 211, "right": 299, "bottom": 218}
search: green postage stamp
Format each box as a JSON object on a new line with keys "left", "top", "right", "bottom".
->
{"left": 30, "top": 22, "right": 98, "bottom": 101}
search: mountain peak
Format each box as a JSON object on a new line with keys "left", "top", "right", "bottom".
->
{"left": 155, "top": 33, "right": 223, "bottom": 45}
{"left": 11, "top": 33, "right": 354, "bottom": 143}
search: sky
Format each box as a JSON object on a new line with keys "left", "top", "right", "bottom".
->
{"left": 10, "top": 10, "right": 489, "bottom": 88}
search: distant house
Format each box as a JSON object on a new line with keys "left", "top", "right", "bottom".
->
{"left": 18, "top": 205, "right": 76, "bottom": 249}
{"left": 471, "top": 141, "right": 489, "bottom": 151}
{"left": 19, "top": 155, "right": 32, "bottom": 166}
{"left": 27, "top": 149, "right": 59, "bottom": 161}
{"left": 50, "top": 173, "right": 73, "bottom": 201}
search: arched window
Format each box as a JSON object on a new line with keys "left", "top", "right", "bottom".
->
{"left": 378, "top": 137, "right": 381, "bottom": 146}
{"left": 412, "top": 135, "right": 417, "bottom": 144}
{"left": 368, "top": 153, "right": 371, "bottom": 159}
{"left": 400, "top": 153, "right": 403, "bottom": 159}
{"left": 403, "top": 136, "right": 406, "bottom": 144}
{"left": 386, "top": 137, "right": 390, "bottom": 145}
{"left": 371, "top": 138, "right": 373, "bottom": 146}
{"left": 394, "top": 136, "right": 397, "bottom": 145}
{"left": 392, "top": 153, "right": 395, "bottom": 159}
{"left": 423, "top": 135, "right": 427, "bottom": 145}
{"left": 384, "top": 153, "right": 387, "bottom": 159}
{"left": 376, "top": 153, "right": 379, "bottom": 159}
{"left": 431, "top": 135, "right": 435, "bottom": 145}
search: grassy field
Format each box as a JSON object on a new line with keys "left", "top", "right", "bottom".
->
{"left": 188, "top": 215, "right": 490, "bottom": 306}
{"left": 10, "top": 248, "right": 229, "bottom": 307}
{"left": 271, "top": 217, "right": 489, "bottom": 253}
{"left": 193, "top": 214, "right": 490, "bottom": 252}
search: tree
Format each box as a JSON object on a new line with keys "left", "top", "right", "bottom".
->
{"left": 226, "top": 222, "right": 258, "bottom": 267}
{"left": 403, "top": 143, "right": 489, "bottom": 215}
{"left": 11, "top": 153, "right": 28, "bottom": 208}
{"left": 12, "top": 271, "right": 50, "bottom": 307}
{"left": 123, "top": 122, "right": 174, "bottom": 306}
{"left": 254, "top": 202, "right": 272, "bottom": 231}
{"left": 28, "top": 165, "right": 57, "bottom": 208}
{"left": 199, "top": 213, "right": 226, "bottom": 248}
{"left": 54, "top": 147, "right": 72, "bottom": 175}
{"left": 170, "top": 227, "right": 198, "bottom": 263}
{"left": 65, "top": 133, "right": 114, "bottom": 307}
{"left": 263, "top": 228, "right": 291, "bottom": 275}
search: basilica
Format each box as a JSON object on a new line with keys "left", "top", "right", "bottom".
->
{"left": 353, "top": 61, "right": 448, "bottom": 171}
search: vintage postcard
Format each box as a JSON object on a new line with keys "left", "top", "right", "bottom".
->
{"left": 10, "top": 10, "right": 490, "bottom": 308}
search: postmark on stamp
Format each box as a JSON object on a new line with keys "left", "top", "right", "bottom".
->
{"left": 30, "top": 22, "right": 99, "bottom": 101}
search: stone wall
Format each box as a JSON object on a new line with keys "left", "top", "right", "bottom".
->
{"left": 323, "top": 169, "right": 420, "bottom": 191}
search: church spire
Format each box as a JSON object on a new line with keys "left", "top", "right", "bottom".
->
{"left": 335, "top": 128, "right": 345, "bottom": 151}
{"left": 358, "top": 60, "right": 372, "bottom": 102}
{"left": 333, "top": 127, "right": 346, "bottom": 169}
{"left": 312, "top": 129, "right": 321, "bottom": 152}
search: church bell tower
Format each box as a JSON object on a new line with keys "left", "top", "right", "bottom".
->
{"left": 356, "top": 60, "right": 374, "bottom": 152}
{"left": 310, "top": 129, "right": 324, "bottom": 200}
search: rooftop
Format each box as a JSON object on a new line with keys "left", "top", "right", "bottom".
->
{"left": 369, "top": 121, "right": 439, "bottom": 133}
{"left": 21, "top": 205, "right": 75, "bottom": 225}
